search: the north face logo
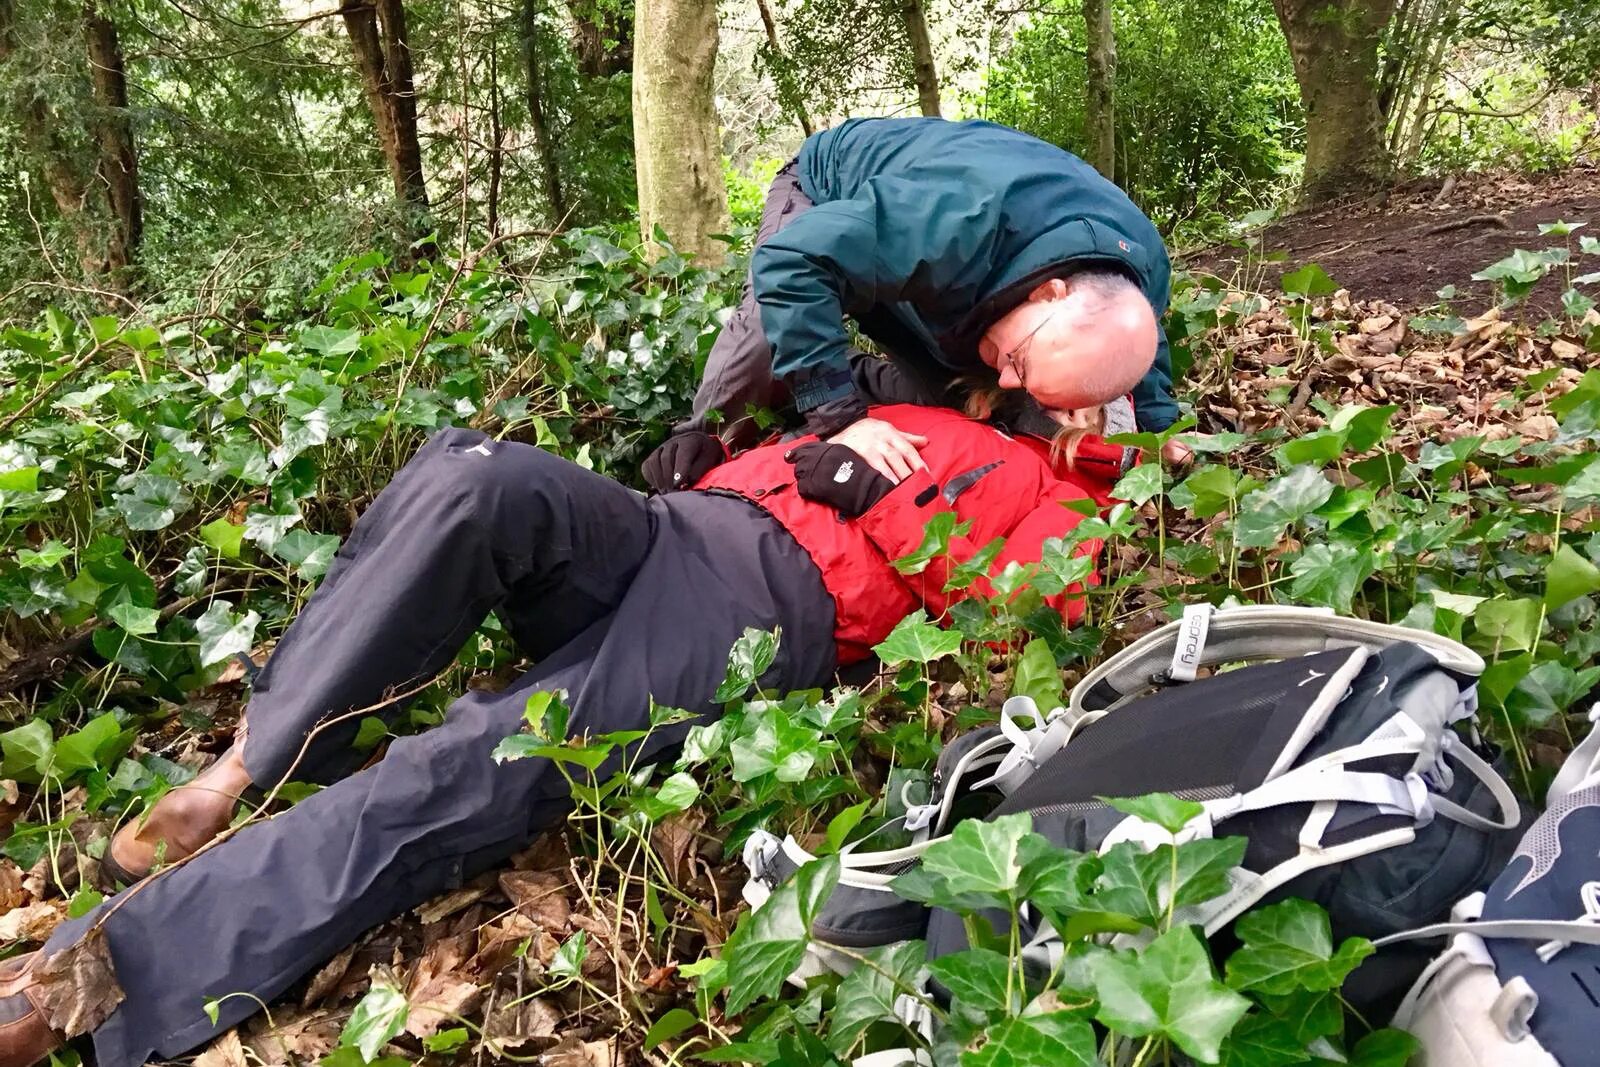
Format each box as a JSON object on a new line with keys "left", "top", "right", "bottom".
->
{"left": 833, "top": 461, "right": 854, "bottom": 484}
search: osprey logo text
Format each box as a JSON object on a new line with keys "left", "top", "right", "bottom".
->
{"left": 833, "top": 461, "right": 855, "bottom": 484}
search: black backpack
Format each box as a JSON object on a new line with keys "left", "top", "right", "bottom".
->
{"left": 742, "top": 606, "right": 1522, "bottom": 1022}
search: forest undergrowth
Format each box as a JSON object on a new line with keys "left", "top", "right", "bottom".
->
{"left": 3, "top": 213, "right": 1600, "bottom": 1066}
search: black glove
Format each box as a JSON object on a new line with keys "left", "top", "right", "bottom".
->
{"left": 642, "top": 431, "right": 725, "bottom": 494}
{"left": 785, "top": 442, "right": 895, "bottom": 517}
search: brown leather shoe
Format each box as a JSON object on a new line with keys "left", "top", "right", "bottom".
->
{"left": 104, "top": 742, "right": 254, "bottom": 885}
{"left": 0, "top": 954, "right": 64, "bottom": 1067}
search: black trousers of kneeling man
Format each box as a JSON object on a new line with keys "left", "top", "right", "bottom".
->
{"left": 44, "top": 427, "right": 838, "bottom": 1067}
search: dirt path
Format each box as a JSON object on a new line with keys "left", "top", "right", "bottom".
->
{"left": 1183, "top": 165, "right": 1600, "bottom": 316}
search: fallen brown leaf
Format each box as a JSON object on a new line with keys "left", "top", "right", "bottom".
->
{"left": 193, "top": 1028, "right": 248, "bottom": 1067}
{"left": 31, "top": 927, "right": 125, "bottom": 1037}
{"left": 404, "top": 935, "right": 480, "bottom": 1038}
{"left": 301, "top": 943, "right": 356, "bottom": 1009}
{"left": 0, "top": 902, "right": 63, "bottom": 942}
{"left": 245, "top": 1005, "right": 343, "bottom": 1063}
{"left": 485, "top": 993, "right": 561, "bottom": 1050}
{"left": 498, "top": 870, "right": 570, "bottom": 935}
{"left": 415, "top": 883, "right": 488, "bottom": 924}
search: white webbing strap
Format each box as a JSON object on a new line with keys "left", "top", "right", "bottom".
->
{"left": 1547, "top": 704, "right": 1600, "bottom": 806}
{"left": 1168, "top": 602, "right": 1214, "bottom": 682}
{"left": 1070, "top": 605, "right": 1485, "bottom": 715}
{"left": 1211, "top": 766, "right": 1431, "bottom": 826}
{"left": 1377, "top": 918, "right": 1600, "bottom": 950}
{"left": 968, "top": 696, "right": 1087, "bottom": 796}
{"left": 1428, "top": 738, "right": 1522, "bottom": 833}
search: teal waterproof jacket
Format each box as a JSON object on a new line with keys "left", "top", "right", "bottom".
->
{"left": 755, "top": 117, "right": 1178, "bottom": 431}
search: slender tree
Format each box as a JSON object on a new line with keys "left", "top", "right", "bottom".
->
{"left": 754, "top": 0, "right": 813, "bottom": 136}
{"left": 83, "top": 0, "right": 140, "bottom": 272}
{"left": 631, "top": 0, "right": 729, "bottom": 264}
{"left": 340, "top": 0, "right": 428, "bottom": 208}
{"left": 1271, "top": 0, "right": 1399, "bottom": 202}
{"left": 521, "top": 0, "right": 568, "bottom": 221}
{"left": 901, "top": 0, "right": 941, "bottom": 116}
{"left": 1082, "top": 0, "right": 1116, "bottom": 180}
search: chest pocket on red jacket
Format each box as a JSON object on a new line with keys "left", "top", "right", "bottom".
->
{"left": 942, "top": 461, "right": 1004, "bottom": 505}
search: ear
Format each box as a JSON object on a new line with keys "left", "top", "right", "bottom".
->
{"left": 1027, "top": 277, "right": 1069, "bottom": 302}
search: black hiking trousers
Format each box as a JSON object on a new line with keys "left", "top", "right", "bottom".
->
{"left": 44, "top": 427, "right": 838, "bottom": 1067}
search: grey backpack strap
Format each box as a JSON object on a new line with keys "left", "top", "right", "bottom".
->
{"left": 1070, "top": 604, "right": 1486, "bottom": 715}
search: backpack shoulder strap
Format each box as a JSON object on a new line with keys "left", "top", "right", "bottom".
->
{"left": 1070, "top": 604, "right": 1486, "bottom": 715}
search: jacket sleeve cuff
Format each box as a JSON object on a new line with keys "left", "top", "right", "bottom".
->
{"left": 802, "top": 390, "right": 870, "bottom": 438}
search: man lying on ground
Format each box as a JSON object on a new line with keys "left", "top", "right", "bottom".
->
{"left": 0, "top": 356, "right": 1146, "bottom": 1067}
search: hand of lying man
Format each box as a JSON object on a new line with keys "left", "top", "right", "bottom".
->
{"left": 642, "top": 431, "right": 727, "bottom": 493}
{"left": 786, "top": 442, "right": 896, "bottom": 517}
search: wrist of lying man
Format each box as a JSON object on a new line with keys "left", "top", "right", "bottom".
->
{"left": 801, "top": 390, "right": 869, "bottom": 439}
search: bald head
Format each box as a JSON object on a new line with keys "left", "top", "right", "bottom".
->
{"left": 978, "top": 269, "right": 1158, "bottom": 413}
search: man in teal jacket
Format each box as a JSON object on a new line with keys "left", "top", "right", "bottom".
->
{"left": 643, "top": 117, "right": 1180, "bottom": 492}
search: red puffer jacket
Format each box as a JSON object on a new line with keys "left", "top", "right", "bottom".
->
{"left": 694, "top": 403, "right": 1129, "bottom": 663}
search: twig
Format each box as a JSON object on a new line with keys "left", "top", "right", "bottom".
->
{"left": 1423, "top": 213, "right": 1510, "bottom": 236}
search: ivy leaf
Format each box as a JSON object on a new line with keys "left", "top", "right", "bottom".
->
{"left": 55, "top": 712, "right": 133, "bottom": 777}
{"left": 1546, "top": 543, "right": 1600, "bottom": 609}
{"left": 1280, "top": 263, "right": 1338, "bottom": 299}
{"left": 1171, "top": 463, "right": 1254, "bottom": 518}
{"left": 422, "top": 1028, "right": 470, "bottom": 1054}
{"left": 891, "top": 511, "right": 970, "bottom": 575}
{"left": 106, "top": 601, "right": 160, "bottom": 636}
{"left": 1112, "top": 462, "right": 1164, "bottom": 505}
{"left": 729, "top": 707, "right": 821, "bottom": 783}
{"left": 927, "top": 948, "right": 1012, "bottom": 1018}
{"left": 945, "top": 537, "right": 1006, "bottom": 593}
{"left": 198, "top": 518, "right": 246, "bottom": 560}
{"left": 1224, "top": 899, "right": 1374, "bottom": 995}
{"left": 919, "top": 811, "right": 1031, "bottom": 901}
{"left": 1288, "top": 542, "right": 1374, "bottom": 613}
{"left": 722, "top": 854, "right": 840, "bottom": 1014}
{"left": 1012, "top": 638, "right": 1064, "bottom": 711}
{"left": 959, "top": 1011, "right": 1098, "bottom": 1067}
{"left": 1348, "top": 1028, "right": 1420, "bottom": 1067}
{"left": 0, "top": 719, "right": 56, "bottom": 782}
{"left": 1504, "top": 661, "right": 1600, "bottom": 728}
{"left": 242, "top": 501, "right": 303, "bottom": 553}
{"left": 112, "top": 474, "right": 191, "bottom": 531}
{"left": 1101, "top": 792, "right": 1204, "bottom": 835}
{"left": 1233, "top": 466, "right": 1333, "bottom": 549}
{"left": 1090, "top": 926, "right": 1250, "bottom": 1062}
{"left": 271, "top": 529, "right": 341, "bottom": 580}
{"left": 1474, "top": 597, "right": 1541, "bottom": 652}
{"left": 873, "top": 610, "right": 962, "bottom": 667}
{"left": 338, "top": 981, "right": 408, "bottom": 1062}
{"left": 16, "top": 541, "right": 71, "bottom": 570}
{"left": 827, "top": 941, "right": 927, "bottom": 1054}
{"left": 1093, "top": 838, "right": 1247, "bottom": 928}
{"left": 299, "top": 325, "right": 363, "bottom": 356}
{"left": 550, "top": 930, "right": 588, "bottom": 980}
{"left": 195, "top": 600, "right": 261, "bottom": 667}
{"left": 715, "top": 627, "right": 780, "bottom": 702}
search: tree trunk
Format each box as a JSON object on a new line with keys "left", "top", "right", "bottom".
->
{"left": 375, "top": 0, "right": 426, "bottom": 206}
{"left": 755, "top": 0, "right": 812, "bottom": 136}
{"left": 521, "top": 0, "right": 568, "bottom": 221}
{"left": 632, "top": 0, "right": 729, "bottom": 264}
{"left": 340, "top": 0, "right": 428, "bottom": 207}
{"left": 83, "top": 1, "right": 140, "bottom": 273}
{"left": 900, "top": 0, "right": 940, "bottom": 117}
{"left": 487, "top": 45, "right": 502, "bottom": 238}
{"left": 0, "top": 0, "right": 89, "bottom": 256}
{"left": 1082, "top": 0, "right": 1116, "bottom": 180}
{"left": 1272, "top": 0, "right": 1398, "bottom": 204}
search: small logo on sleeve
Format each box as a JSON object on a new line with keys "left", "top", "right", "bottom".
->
{"left": 833, "top": 461, "right": 854, "bottom": 484}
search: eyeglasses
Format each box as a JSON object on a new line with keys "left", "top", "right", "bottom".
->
{"left": 997, "top": 308, "right": 1061, "bottom": 389}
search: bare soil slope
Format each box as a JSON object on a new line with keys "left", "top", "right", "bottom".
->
{"left": 1185, "top": 166, "right": 1600, "bottom": 316}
